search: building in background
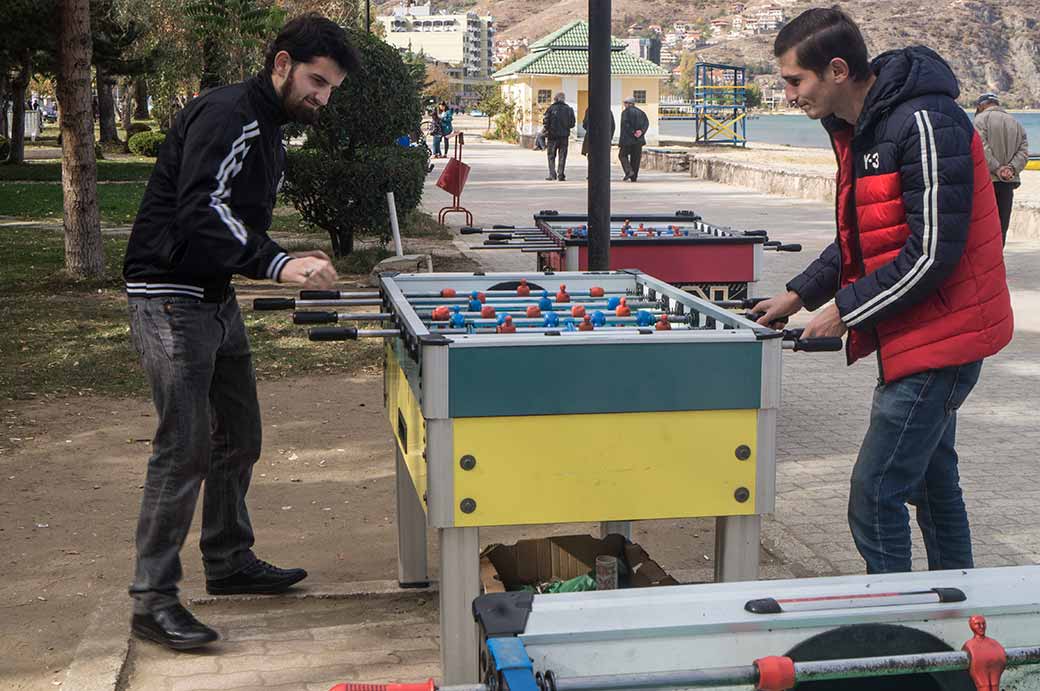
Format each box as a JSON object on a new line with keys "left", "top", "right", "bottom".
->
{"left": 378, "top": 1, "right": 495, "bottom": 105}
{"left": 493, "top": 21, "right": 668, "bottom": 147}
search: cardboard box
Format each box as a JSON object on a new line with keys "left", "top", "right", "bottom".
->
{"left": 479, "top": 533, "right": 679, "bottom": 594}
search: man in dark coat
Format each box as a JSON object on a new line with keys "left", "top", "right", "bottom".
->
{"left": 618, "top": 96, "right": 649, "bottom": 181}
{"left": 542, "top": 92, "right": 575, "bottom": 180}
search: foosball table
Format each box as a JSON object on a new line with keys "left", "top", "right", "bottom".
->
{"left": 461, "top": 211, "right": 802, "bottom": 301}
{"left": 256, "top": 269, "right": 842, "bottom": 683}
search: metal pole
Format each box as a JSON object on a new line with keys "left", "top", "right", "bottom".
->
{"left": 387, "top": 191, "right": 404, "bottom": 256}
{"left": 366, "top": 0, "right": 371, "bottom": 33}
{"left": 586, "top": 0, "right": 611, "bottom": 271}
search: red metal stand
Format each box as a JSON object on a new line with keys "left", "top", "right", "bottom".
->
{"left": 437, "top": 131, "right": 473, "bottom": 226}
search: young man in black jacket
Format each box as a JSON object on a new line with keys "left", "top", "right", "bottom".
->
{"left": 122, "top": 14, "right": 359, "bottom": 650}
{"left": 542, "top": 92, "right": 575, "bottom": 180}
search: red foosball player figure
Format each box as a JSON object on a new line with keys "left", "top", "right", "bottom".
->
{"left": 440, "top": 288, "right": 456, "bottom": 297}
{"left": 655, "top": 314, "right": 672, "bottom": 330}
{"left": 481, "top": 305, "right": 496, "bottom": 318}
{"left": 962, "top": 615, "right": 1006, "bottom": 691}
{"left": 431, "top": 306, "right": 451, "bottom": 321}
{"left": 526, "top": 305, "right": 541, "bottom": 318}
{"left": 589, "top": 286, "right": 605, "bottom": 297}
{"left": 615, "top": 297, "right": 631, "bottom": 317}
{"left": 578, "top": 315, "right": 594, "bottom": 331}
{"left": 497, "top": 315, "right": 516, "bottom": 334}
{"left": 516, "top": 278, "right": 531, "bottom": 297}
{"left": 571, "top": 304, "right": 586, "bottom": 317}
{"left": 556, "top": 284, "right": 570, "bottom": 302}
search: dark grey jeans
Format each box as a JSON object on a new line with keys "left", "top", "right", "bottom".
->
{"left": 127, "top": 291, "right": 261, "bottom": 613}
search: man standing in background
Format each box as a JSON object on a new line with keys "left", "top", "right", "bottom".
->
{"left": 974, "top": 92, "right": 1029, "bottom": 245}
{"left": 618, "top": 96, "right": 649, "bottom": 182}
{"left": 542, "top": 92, "right": 575, "bottom": 181}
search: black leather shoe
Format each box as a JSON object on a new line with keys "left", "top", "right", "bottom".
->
{"left": 558, "top": 176, "right": 566, "bottom": 181}
{"left": 545, "top": 175, "right": 557, "bottom": 181}
{"left": 206, "top": 559, "right": 307, "bottom": 595}
{"left": 131, "top": 604, "right": 218, "bottom": 650}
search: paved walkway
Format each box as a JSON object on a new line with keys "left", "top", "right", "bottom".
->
{"left": 113, "top": 135, "right": 1040, "bottom": 690}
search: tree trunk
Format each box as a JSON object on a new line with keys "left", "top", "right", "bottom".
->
{"left": 133, "top": 78, "right": 149, "bottom": 119}
{"left": 96, "top": 64, "right": 120, "bottom": 143}
{"left": 57, "top": 0, "right": 103, "bottom": 279}
{"left": 119, "top": 78, "right": 133, "bottom": 132}
{"left": 0, "top": 73, "right": 9, "bottom": 140}
{"left": 6, "top": 53, "right": 32, "bottom": 164}
{"left": 330, "top": 228, "right": 355, "bottom": 257}
{"left": 200, "top": 34, "right": 224, "bottom": 91}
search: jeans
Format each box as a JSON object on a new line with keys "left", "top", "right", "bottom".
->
{"left": 546, "top": 137, "right": 569, "bottom": 178}
{"left": 127, "top": 290, "right": 261, "bottom": 613}
{"left": 848, "top": 360, "right": 983, "bottom": 574}
{"left": 433, "top": 134, "right": 443, "bottom": 156}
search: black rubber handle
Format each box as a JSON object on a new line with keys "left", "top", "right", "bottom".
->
{"left": 492, "top": 224, "right": 516, "bottom": 229}
{"left": 308, "top": 327, "right": 358, "bottom": 341}
{"left": 293, "top": 311, "right": 338, "bottom": 325}
{"left": 794, "top": 337, "right": 844, "bottom": 352}
{"left": 744, "top": 297, "right": 770, "bottom": 308}
{"left": 782, "top": 328, "right": 805, "bottom": 340}
{"left": 764, "top": 240, "right": 782, "bottom": 248}
{"left": 300, "top": 290, "right": 341, "bottom": 300}
{"left": 253, "top": 297, "right": 294, "bottom": 311}
{"left": 778, "top": 243, "right": 803, "bottom": 252}
{"left": 743, "top": 230, "right": 769, "bottom": 237}
{"left": 488, "top": 233, "right": 513, "bottom": 241}
{"left": 460, "top": 226, "right": 484, "bottom": 234}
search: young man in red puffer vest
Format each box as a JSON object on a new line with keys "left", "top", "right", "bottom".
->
{"left": 755, "top": 7, "right": 1013, "bottom": 574}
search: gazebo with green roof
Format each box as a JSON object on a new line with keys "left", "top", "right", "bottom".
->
{"left": 492, "top": 20, "right": 668, "bottom": 147}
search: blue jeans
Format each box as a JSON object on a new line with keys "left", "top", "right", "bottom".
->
{"left": 127, "top": 291, "right": 262, "bottom": 613}
{"left": 848, "top": 360, "right": 983, "bottom": 574}
{"left": 433, "top": 134, "right": 443, "bottom": 156}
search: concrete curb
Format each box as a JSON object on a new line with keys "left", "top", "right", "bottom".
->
{"left": 62, "top": 580, "right": 437, "bottom": 691}
{"left": 62, "top": 594, "right": 131, "bottom": 691}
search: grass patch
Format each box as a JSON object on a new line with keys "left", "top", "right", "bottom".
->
{"left": 0, "top": 226, "right": 383, "bottom": 400}
{"left": 0, "top": 159, "right": 156, "bottom": 182}
{"left": 0, "top": 182, "right": 145, "bottom": 224}
{"left": 400, "top": 209, "right": 451, "bottom": 239}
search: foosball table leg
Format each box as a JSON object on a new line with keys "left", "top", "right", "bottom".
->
{"left": 396, "top": 448, "right": 429, "bottom": 587}
{"left": 439, "top": 526, "right": 481, "bottom": 684}
{"left": 600, "top": 521, "right": 632, "bottom": 541}
{"left": 715, "top": 515, "right": 761, "bottom": 582}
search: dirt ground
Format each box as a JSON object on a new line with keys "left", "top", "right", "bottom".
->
{"left": 0, "top": 241, "right": 771, "bottom": 690}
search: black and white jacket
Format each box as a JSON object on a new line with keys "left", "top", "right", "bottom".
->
{"left": 123, "top": 73, "right": 291, "bottom": 301}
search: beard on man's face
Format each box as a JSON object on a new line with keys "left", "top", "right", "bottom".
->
{"left": 280, "top": 68, "right": 322, "bottom": 125}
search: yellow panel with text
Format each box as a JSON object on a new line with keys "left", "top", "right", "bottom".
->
{"left": 452, "top": 409, "right": 758, "bottom": 527}
{"left": 385, "top": 344, "right": 427, "bottom": 512}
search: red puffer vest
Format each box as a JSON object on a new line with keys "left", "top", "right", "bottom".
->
{"left": 833, "top": 127, "right": 1013, "bottom": 381}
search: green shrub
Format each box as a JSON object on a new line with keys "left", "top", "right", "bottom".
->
{"left": 125, "top": 122, "right": 152, "bottom": 137}
{"left": 128, "top": 131, "right": 166, "bottom": 157}
{"left": 0, "top": 136, "right": 9, "bottom": 160}
{"left": 489, "top": 105, "right": 520, "bottom": 144}
{"left": 283, "top": 144, "right": 428, "bottom": 255}
{"left": 282, "top": 29, "right": 428, "bottom": 256}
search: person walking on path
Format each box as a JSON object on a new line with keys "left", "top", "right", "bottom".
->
{"left": 973, "top": 92, "right": 1029, "bottom": 245}
{"left": 581, "top": 106, "right": 615, "bottom": 180}
{"left": 122, "top": 14, "right": 360, "bottom": 650}
{"left": 542, "top": 92, "right": 575, "bottom": 181}
{"left": 618, "top": 96, "right": 649, "bottom": 181}
{"left": 754, "top": 7, "right": 1013, "bottom": 575}
{"left": 438, "top": 101, "right": 454, "bottom": 157}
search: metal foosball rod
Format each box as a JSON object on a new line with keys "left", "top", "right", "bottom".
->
{"left": 327, "top": 643, "right": 1040, "bottom": 691}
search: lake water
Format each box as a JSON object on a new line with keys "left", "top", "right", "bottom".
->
{"left": 660, "top": 111, "right": 1040, "bottom": 154}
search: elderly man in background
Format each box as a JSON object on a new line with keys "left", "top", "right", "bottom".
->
{"left": 974, "top": 92, "right": 1029, "bottom": 245}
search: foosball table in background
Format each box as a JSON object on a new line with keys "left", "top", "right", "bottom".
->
{"left": 258, "top": 269, "right": 841, "bottom": 683}
{"left": 462, "top": 211, "right": 802, "bottom": 302}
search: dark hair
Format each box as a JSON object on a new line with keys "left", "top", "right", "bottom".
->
{"left": 264, "top": 13, "right": 361, "bottom": 75}
{"left": 773, "top": 6, "right": 870, "bottom": 81}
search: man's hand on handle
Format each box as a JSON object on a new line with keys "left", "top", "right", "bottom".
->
{"left": 754, "top": 290, "right": 804, "bottom": 330}
{"left": 281, "top": 251, "right": 337, "bottom": 289}
{"left": 802, "top": 302, "right": 848, "bottom": 340}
